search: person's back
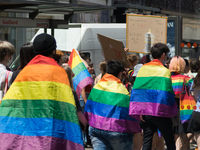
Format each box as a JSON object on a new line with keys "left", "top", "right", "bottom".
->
{"left": 0, "top": 33, "right": 84, "bottom": 150}
{"left": 85, "top": 60, "right": 141, "bottom": 150}
{"left": 130, "top": 58, "right": 176, "bottom": 117}
{"left": 129, "top": 43, "right": 177, "bottom": 150}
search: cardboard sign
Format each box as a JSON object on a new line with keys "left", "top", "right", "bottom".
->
{"left": 126, "top": 14, "right": 168, "bottom": 53}
{"left": 97, "top": 34, "right": 129, "bottom": 68}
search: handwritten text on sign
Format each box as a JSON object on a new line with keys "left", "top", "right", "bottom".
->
{"left": 126, "top": 14, "right": 167, "bottom": 53}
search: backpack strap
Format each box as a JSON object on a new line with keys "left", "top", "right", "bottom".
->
{"left": 3, "top": 71, "right": 10, "bottom": 95}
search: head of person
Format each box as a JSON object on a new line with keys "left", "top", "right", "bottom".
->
{"left": 87, "top": 62, "right": 94, "bottom": 74}
{"left": 60, "top": 55, "right": 69, "bottom": 64}
{"left": 132, "top": 64, "right": 143, "bottom": 82}
{"left": 190, "top": 58, "right": 200, "bottom": 73}
{"left": 61, "top": 63, "right": 75, "bottom": 89}
{"left": 184, "top": 59, "right": 189, "bottom": 74}
{"left": 106, "top": 60, "right": 124, "bottom": 79}
{"left": 140, "top": 54, "right": 151, "bottom": 64}
{"left": 33, "top": 33, "right": 56, "bottom": 57}
{"left": 53, "top": 50, "right": 64, "bottom": 66}
{"left": 0, "top": 40, "right": 15, "bottom": 67}
{"left": 20, "top": 42, "right": 35, "bottom": 69}
{"left": 169, "top": 56, "right": 186, "bottom": 74}
{"left": 84, "top": 57, "right": 91, "bottom": 65}
{"left": 150, "top": 43, "right": 170, "bottom": 64}
{"left": 127, "top": 54, "right": 138, "bottom": 68}
{"left": 99, "top": 61, "right": 107, "bottom": 77}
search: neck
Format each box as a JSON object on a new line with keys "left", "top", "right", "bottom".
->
{"left": 129, "top": 64, "right": 134, "bottom": 70}
{"left": 157, "top": 58, "right": 163, "bottom": 63}
{"left": 0, "top": 60, "right": 7, "bottom": 66}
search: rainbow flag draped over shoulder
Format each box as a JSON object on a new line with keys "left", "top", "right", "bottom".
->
{"left": 171, "top": 74, "right": 195, "bottom": 123}
{"left": 0, "top": 55, "right": 84, "bottom": 150}
{"left": 129, "top": 59, "right": 177, "bottom": 117}
{"left": 171, "top": 74, "right": 192, "bottom": 97}
{"left": 68, "top": 49, "right": 93, "bottom": 98}
{"left": 85, "top": 73, "right": 141, "bottom": 133}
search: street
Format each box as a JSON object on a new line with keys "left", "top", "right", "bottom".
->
{"left": 85, "top": 143, "right": 198, "bottom": 150}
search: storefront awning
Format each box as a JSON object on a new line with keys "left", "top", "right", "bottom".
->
{"left": 0, "top": 0, "right": 115, "bottom": 19}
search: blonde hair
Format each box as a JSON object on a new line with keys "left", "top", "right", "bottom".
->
{"left": 0, "top": 40, "right": 15, "bottom": 61}
{"left": 62, "top": 63, "right": 73, "bottom": 89}
{"left": 127, "top": 54, "right": 138, "bottom": 65}
{"left": 169, "top": 56, "right": 186, "bottom": 73}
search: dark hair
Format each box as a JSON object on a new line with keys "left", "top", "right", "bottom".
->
{"left": 0, "top": 40, "right": 15, "bottom": 61}
{"left": 141, "top": 54, "right": 151, "bottom": 64}
{"left": 61, "top": 55, "right": 69, "bottom": 64}
{"left": 20, "top": 42, "right": 35, "bottom": 69}
{"left": 190, "top": 58, "right": 200, "bottom": 73}
{"left": 150, "top": 43, "right": 170, "bottom": 59}
{"left": 40, "top": 50, "right": 55, "bottom": 57}
{"left": 184, "top": 59, "right": 189, "bottom": 67}
{"left": 192, "top": 69, "right": 200, "bottom": 89}
{"left": 106, "top": 60, "right": 124, "bottom": 77}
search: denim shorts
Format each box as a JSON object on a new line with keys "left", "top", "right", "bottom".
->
{"left": 89, "top": 126, "right": 134, "bottom": 150}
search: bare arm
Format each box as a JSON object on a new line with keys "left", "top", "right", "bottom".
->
{"left": 81, "top": 87, "right": 87, "bottom": 103}
{"left": 77, "top": 111, "right": 88, "bottom": 132}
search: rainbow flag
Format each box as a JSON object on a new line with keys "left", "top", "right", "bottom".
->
{"left": 68, "top": 49, "right": 93, "bottom": 98}
{"left": 0, "top": 55, "right": 84, "bottom": 150}
{"left": 85, "top": 73, "right": 141, "bottom": 133}
{"left": 171, "top": 74, "right": 195, "bottom": 123}
{"left": 129, "top": 59, "right": 177, "bottom": 117}
{"left": 171, "top": 73, "right": 192, "bottom": 97}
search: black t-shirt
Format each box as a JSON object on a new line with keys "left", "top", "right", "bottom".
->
{"left": 72, "top": 90, "right": 82, "bottom": 112}
{"left": 10, "top": 69, "right": 21, "bottom": 85}
{"left": 128, "top": 69, "right": 134, "bottom": 84}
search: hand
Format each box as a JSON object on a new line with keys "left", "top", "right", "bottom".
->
{"left": 140, "top": 115, "right": 145, "bottom": 122}
{"left": 124, "top": 48, "right": 129, "bottom": 52}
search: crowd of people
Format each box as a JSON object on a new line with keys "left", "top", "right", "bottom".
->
{"left": 0, "top": 33, "right": 200, "bottom": 150}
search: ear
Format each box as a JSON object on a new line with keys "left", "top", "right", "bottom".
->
{"left": 117, "top": 72, "right": 122, "bottom": 79}
{"left": 161, "top": 53, "right": 166, "bottom": 60}
{"left": 52, "top": 50, "right": 56, "bottom": 55}
{"left": 162, "top": 53, "right": 166, "bottom": 57}
{"left": 5, "top": 54, "right": 11, "bottom": 60}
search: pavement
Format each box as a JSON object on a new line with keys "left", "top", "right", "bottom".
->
{"left": 85, "top": 143, "right": 198, "bottom": 150}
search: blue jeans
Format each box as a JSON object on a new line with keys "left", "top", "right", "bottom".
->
{"left": 89, "top": 126, "right": 134, "bottom": 150}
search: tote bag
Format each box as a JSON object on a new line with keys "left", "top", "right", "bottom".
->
{"left": 180, "top": 82, "right": 196, "bottom": 124}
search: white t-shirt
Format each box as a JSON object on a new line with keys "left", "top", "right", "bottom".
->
{"left": 0, "top": 64, "right": 13, "bottom": 90}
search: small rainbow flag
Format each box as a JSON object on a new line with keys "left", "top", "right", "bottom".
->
{"left": 0, "top": 55, "right": 84, "bottom": 150}
{"left": 85, "top": 73, "right": 141, "bottom": 133}
{"left": 68, "top": 49, "right": 93, "bottom": 98}
{"left": 171, "top": 74, "right": 195, "bottom": 123}
{"left": 129, "top": 59, "right": 177, "bottom": 117}
{"left": 171, "top": 73, "right": 192, "bottom": 97}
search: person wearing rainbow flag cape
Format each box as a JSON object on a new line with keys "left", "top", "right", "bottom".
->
{"left": 129, "top": 43, "right": 177, "bottom": 150}
{"left": 85, "top": 60, "right": 141, "bottom": 150}
{"left": 0, "top": 33, "right": 84, "bottom": 150}
{"left": 169, "top": 56, "right": 194, "bottom": 149}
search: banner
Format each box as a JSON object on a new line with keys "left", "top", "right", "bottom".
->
{"left": 126, "top": 14, "right": 167, "bottom": 53}
{"left": 98, "top": 34, "right": 129, "bottom": 68}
